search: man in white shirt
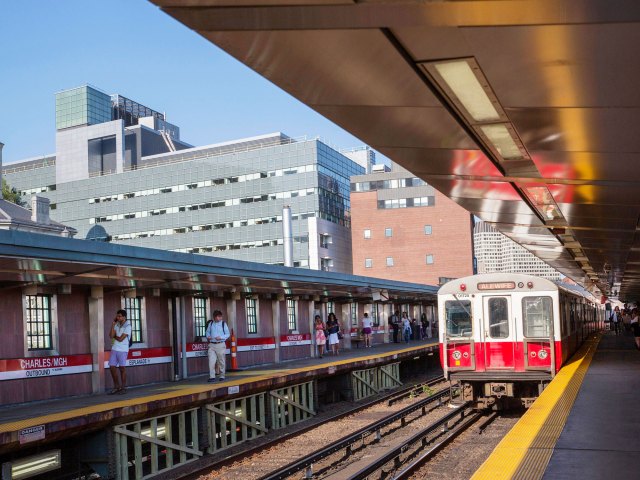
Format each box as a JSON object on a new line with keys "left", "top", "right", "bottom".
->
{"left": 108, "top": 309, "right": 131, "bottom": 395}
{"left": 206, "top": 310, "right": 230, "bottom": 382}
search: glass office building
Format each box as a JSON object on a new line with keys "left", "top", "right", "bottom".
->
{"left": 55, "top": 86, "right": 112, "bottom": 130}
{"left": 4, "top": 86, "right": 363, "bottom": 272}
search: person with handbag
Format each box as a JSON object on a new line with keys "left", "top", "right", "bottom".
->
{"left": 326, "top": 312, "right": 341, "bottom": 356}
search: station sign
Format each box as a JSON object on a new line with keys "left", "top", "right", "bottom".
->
{"left": 237, "top": 337, "right": 276, "bottom": 351}
{"left": 0, "top": 354, "right": 92, "bottom": 381}
{"left": 280, "top": 333, "right": 311, "bottom": 347}
{"left": 103, "top": 347, "right": 172, "bottom": 368}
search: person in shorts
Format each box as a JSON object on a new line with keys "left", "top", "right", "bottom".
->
{"left": 108, "top": 309, "right": 131, "bottom": 394}
{"left": 361, "top": 312, "right": 373, "bottom": 348}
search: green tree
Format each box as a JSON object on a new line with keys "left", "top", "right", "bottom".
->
{"left": 2, "top": 178, "right": 25, "bottom": 206}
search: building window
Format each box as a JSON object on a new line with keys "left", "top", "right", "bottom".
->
{"left": 246, "top": 298, "right": 258, "bottom": 334}
{"left": 26, "top": 295, "right": 53, "bottom": 350}
{"left": 287, "top": 298, "right": 297, "bottom": 331}
{"left": 372, "top": 303, "right": 381, "bottom": 327}
{"left": 386, "top": 257, "right": 394, "bottom": 266}
{"left": 385, "top": 228, "right": 393, "bottom": 237}
{"left": 193, "top": 297, "right": 208, "bottom": 338}
{"left": 364, "top": 229, "right": 371, "bottom": 239}
{"left": 365, "top": 258, "right": 373, "bottom": 268}
{"left": 426, "top": 254, "right": 434, "bottom": 265}
{"left": 321, "top": 258, "right": 333, "bottom": 271}
{"left": 424, "top": 225, "right": 432, "bottom": 235}
{"left": 327, "top": 301, "right": 335, "bottom": 315}
{"left": 351, "top": 302, "right": 358, "bottom": 326}
{"left": 124, "top": 297, "right": 143, "bottom": 344}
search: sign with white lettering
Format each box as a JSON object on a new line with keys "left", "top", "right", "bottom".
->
{"left": 0, "top": 355, "right": 93, "bottom": 381}
{"left": 279, "top": 333, "right": 311, "bottom": 347}
{"left": 103, "top": 347, "right": 172, "bottom": 368}
{"left": 19, "top": 425, "right": 45, "bottom": 444}
{"left": 237, "top": 337, "right": 276, "bottom": 352}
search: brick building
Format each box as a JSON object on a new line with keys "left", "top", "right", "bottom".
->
{"left": 350, "top": 162, "right": 474, "bottom": 286}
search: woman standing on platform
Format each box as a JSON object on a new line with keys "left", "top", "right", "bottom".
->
{"left": 361, "top": 312, "right": 373, "bottom": 348}
{"left": 630, "top": 308, "right": 640, "bottom": 350}
{"left": 326, "top": 312, "right": 341, "bottom": 356}
{"left": 314, "top": 315, "right": 327, "bottom": 358}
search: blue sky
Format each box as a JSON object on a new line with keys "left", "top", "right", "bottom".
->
{"left": 0, "top": 0, "right": 369, "bottom": 164}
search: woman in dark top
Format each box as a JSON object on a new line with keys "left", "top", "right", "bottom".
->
{"left": 326, "top": 312, "right": 340, "bottom": 356}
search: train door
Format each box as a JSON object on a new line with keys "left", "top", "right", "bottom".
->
{"left": 482, "top": 295, "right": 515, "bottom": 369}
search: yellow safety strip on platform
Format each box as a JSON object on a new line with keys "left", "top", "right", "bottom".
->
{"left": 0, "top": 342, "right": 436, "bottom": 434}
{"left": 471, "top": 334, "right": 601, "bottom": 480}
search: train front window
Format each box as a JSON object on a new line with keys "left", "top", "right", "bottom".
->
{"left": 488, "top": 297, "right": 509, "bottom": 338}
{"left": 523, "top": 296, "right": 553, "bottom": 337}
{"left": 445, "top": 300, "right": 472, "bottom": 337}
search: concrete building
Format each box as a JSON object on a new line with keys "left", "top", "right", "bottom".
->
{"left": 350, "top": 162, "right": 474, "bottom": 285}
{"left": 0, "top": 142, "right": 75, "bottom": 237}
{"left": 474, "top": 221, "right": 562, "bottom": 280}
{"left": 3, "top": 85, "right": 364, "bottom": 273}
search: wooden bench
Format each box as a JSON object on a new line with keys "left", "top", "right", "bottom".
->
{"left": 351, "top": 336, "right": 364, "bottom": 348}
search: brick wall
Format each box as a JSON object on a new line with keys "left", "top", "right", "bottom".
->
{"left": 351, "top": 190, "right": 473, "bottom": 286}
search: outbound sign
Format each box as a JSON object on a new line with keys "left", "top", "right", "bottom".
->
{"left": 0, "top": 354, "right": 93, "bottom": 381}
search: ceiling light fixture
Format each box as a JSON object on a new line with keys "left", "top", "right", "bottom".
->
{"left": 421, "top": 58, "right": 530, "bottom": 169}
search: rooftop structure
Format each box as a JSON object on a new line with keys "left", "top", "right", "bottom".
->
{"left": 3, "top": 86, "right": 364, "bottom": 272}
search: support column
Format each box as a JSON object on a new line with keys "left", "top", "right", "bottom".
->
{"left": 308, "top": 301, "right": 315, "bottom": 358}
{"left": 179, "top": 296, "right": 187, "bottom": 379}
{"left": 89, "top": 286, "right": 105, "bottom": 394}
{"left": 272, "top": 299, "right": 281, "bottom": 363}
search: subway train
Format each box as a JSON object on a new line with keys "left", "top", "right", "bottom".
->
{"left": 438, "top": 273, "right": 605, "bottom": 409}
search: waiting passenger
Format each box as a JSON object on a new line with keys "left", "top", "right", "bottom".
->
{"left": 361, "top": 312, "right": 373, "bottom": 348}
{"left": 630, "top": 309, "right": 640, "bottom": 350}
{"left": 206, "top": 310, "right": 230, "bottom": 382}
{"left": 108, "top": 309, "right": 131, "bottom": 395}
{"left": 326, "top": 313, "right": 341, "bottom": 355}
{"left": 610, "top": 306, "right": 622, "bottom": 335}
{"left": 402, "top": 312, "right": 412, "bottom": 343}
{"left": 314, "top": 315, "right": 327, "bottom": 358}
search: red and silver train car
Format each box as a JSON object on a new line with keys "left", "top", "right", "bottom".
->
{"left": 438, "top": 273, "right": 605, "bottom": 409}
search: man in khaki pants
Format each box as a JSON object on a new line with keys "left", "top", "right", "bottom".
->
{"left": 206, "top": 310, "right": 230, "bottom": 382}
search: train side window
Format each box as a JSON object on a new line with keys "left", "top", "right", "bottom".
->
{"left": 444, "top": 300, "right": 472, "bottom": 337}
{"left": 488, "top": 298, "right": 509, "bottom": 338}
{"left": 522, "top": 296, "right": 553, "bottom": 337}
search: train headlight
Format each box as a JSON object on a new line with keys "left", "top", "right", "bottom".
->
{"left": 538, "top": 349, "right": 548, "bottom": 360}
{"left": 452, "top": 350, "right": 462, "bottom": 360}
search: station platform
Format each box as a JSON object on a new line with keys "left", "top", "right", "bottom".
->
{"left": 473, "top": 330, "right": 640, "bottom": 479}
{"left": 0, "top": 339, "right": 438, "bottom": 455}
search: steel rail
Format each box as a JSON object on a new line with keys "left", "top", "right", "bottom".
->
{"left": 386, "top": 375, "right": 445, "bottom": 406}
{"left": 391, "top": 409, "right": 483, "bottom": 480}
{"left": 177, "top": 377, "right": 446, "bottom": 480}
{"left": 259, "top": 388, "right": 452, "bottom": 480}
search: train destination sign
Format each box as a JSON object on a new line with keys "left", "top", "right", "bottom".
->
{"left": 477, "top": 281, "right": 516, "bottom": 291}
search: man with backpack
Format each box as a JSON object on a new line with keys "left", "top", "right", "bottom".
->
{"left": 610, "top": 306, "right": 622, "bottom": 336}
{"left": 108, "top": 309, "right": 131, "bottom": 395}
{"left": 206, "top": 310, "right": 230, "bottom": 382}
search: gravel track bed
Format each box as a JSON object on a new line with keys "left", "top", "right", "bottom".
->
{"left": 195, "top": 381, "right": 449, "bottom": 480}
{"left": 407, "top": 413, "right": 522, "bottom": 480}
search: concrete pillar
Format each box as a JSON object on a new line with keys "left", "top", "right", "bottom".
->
{"left": 272, "top": 299, "right": 281, "bottom": 363}
{"left": 308, "top": 301, "right": 315, "bottom": 357}
{"left": 89, "top": 286, "right": 105, "bottom": 393}
{"left": 179, "top": 296, "right": 187, "bottom": 379}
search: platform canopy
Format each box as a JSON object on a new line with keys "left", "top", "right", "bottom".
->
{"left": 151, "top": 0, "right": 640, "bottom": 300}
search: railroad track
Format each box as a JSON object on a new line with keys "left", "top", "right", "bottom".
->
{"left": 177, "top": 375, "right": 445, "bottom": 480}
{"left": 260, "top": 387, "right": 457, "bottom": 480}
